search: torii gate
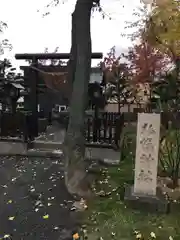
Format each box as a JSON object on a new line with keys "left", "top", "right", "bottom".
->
{"left": 15, "top": 52, "right": 103, "bottom": 138}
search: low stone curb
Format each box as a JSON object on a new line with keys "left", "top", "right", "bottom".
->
{"left": 85, "top": 157, "right": 120, "bottom": 166}
{"left": 0, "top": 150, "right": 62, "bottom": 158}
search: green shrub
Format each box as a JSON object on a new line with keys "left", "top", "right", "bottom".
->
{"left": 159, "top": 128, "right": 180, "bottom": 188}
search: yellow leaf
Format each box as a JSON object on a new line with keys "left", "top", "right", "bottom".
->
{"left": 145, "top": 0, "right": 180, "bottom": 57}
{"left": 73, "top": 233, "right": 80, "bottom": 239}
{"left": 136, "top": 233, "right": 142, "bottom": 239}
{"left": 43, "top": 214, "right": 49, "bottom": 219}
{"left": 150, "top": 232, "right": 156, "bottom": 238}
{"left": 8, "top": 216, "right": 15, "bottom": 221}
{"left": 3, "top": 234, "right": 11, "bottom": 239}
{"left": 7, "top": 200, "right": 12, "bottom": 204}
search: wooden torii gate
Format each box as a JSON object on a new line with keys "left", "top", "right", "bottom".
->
{"left": 15, "top": 52, "right": 103, "bottom": 138}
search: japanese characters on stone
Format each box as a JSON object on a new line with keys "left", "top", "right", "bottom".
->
{"left": 134, "top": 113, "right": 160, "bottom": 196}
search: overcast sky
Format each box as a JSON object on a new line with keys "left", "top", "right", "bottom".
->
{"left": 0, "top": 0, "right": 142, "bottom": 68}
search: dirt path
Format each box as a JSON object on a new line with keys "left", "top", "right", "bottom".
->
{"left": 0, "top": 156, "right": 80, "bottom": 240}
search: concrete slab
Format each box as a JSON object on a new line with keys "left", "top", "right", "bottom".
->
{"left": 124, "top": 185, "right": 169, "bottom": 213}
{"left": 36, "top": 124, "right": 65, "bottom": 143}
{"left": 0, "top": 141, "right": 27, "bottom": 155}
{"left": 32, "top": 140, "right": 62, "bottom": 150}
{"left": 27, "top": 149, "right": 62, "bottom": 158}
{"left": 0, "top": 140, "right": 62, "bottom": 158}
{"left": 31, "top": 142, "right": 120, "bottom": 163}
{"left": 85, "top": 147, "right": 120, "bottom": 163}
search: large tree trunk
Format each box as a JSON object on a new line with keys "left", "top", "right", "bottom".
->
{"left": 63, "top": 0, "right": 93, "bottom": 197}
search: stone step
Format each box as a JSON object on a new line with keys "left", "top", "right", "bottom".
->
{"left": 27, "top": 149, "right": 62, "bottom": 158}
{"left": 31, "top": 140, "right": 62, "bottom": 150}
{"left": 0, "top": 140, "right": 120, "bottom": 165}
{"left": 0, "top": 140, "right": 62, "bottom": 158}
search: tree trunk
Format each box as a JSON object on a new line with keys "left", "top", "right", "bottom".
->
{"left": 117, "top": 81, "right": 121, "bottom": 113}
{"left": 63, "top": 0, "right": 93, "bottom": 197}
{"left": 66, "top": 2, "right": 77, "bottom": 100}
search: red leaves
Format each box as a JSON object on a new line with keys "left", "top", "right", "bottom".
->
{"left": 102, "top": 42, "right": 171, "bottom": 89}
{"left": 126, "top": 42, "right": 170, "bottom": 84}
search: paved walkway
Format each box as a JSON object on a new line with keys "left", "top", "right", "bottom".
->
{"left": 0, "top": 155, "right": 80, "bottom": 240}
{"left": 36, "top": 124, "right": 66, "bottom": 143}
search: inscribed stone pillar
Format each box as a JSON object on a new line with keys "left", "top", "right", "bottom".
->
{"left": 134, "top": 113, "right": 160, "bottom": 196}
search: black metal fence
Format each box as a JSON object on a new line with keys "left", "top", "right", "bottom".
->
{"left": 52, "top": 111, "right": 125, "bottom": 148}
{"left": 2, "top": 110, "right": 180, "bottom": 146}
{"left": 86, "top": 112, "right": 124, "bottom": 148}
{"left": 0, "top": 112, "right": 36, "bottom": 141}
{"left": 0, "top": 111, "right": 123, "bottom": 149}
{"left": 0, "top": 112, "right": 25, "bottom": 137}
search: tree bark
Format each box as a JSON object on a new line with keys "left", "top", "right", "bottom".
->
{"left": 66, "top": 2, "right": 77, "bottom": 100}
{"left": 63, "top": 0, "right": 94, "bottom": 197}
{"left": 117, "top": 80, "right": 121, "bottom": 113}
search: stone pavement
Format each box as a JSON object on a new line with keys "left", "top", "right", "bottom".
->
{"left": 35, "top": 124, "right": 66, "bottom": 143}
{"left": 0, "top": 155, "right": 80, "bottom": 240}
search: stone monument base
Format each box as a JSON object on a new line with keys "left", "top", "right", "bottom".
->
{"left": 124, "top": 185, "right": 169, "bottom": 213}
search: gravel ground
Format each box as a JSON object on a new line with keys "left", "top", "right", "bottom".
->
{"left": 0, "top": 156, "right": 80, "bottom": 240}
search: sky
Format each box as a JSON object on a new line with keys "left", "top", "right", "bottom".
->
{"left": 0, "top": 0, "right": 142, "bottom": 68}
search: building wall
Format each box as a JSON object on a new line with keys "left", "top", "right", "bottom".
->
{"left": 105, "top": 103, "right": 146, "bottom": 113}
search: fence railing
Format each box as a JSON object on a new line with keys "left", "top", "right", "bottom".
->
{"left": 0, "top": 112, "right": 36, "bottom": 141}
{"left": 86, "top": 112, "right": 124, "bottom": 149}
{"left": 0, "top": 112, "right": 25, "bottom": 138}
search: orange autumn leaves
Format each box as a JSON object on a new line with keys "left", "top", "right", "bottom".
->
{"left": 102, "top": 43, "right": 169, "bottom": 87}
{"left": 127, "top": 42, "right": 170, "bottom": 84}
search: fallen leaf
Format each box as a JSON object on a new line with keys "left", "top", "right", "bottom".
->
{"left": 8, "top": 216, "right": 15, "bottom": 221}
{"left": 150, "top": 232, "right": 156, "bottom": 238}
{"left": 35, "top": 200, "right": 41, "bottom": 206}
{"left": 136, "top": 233, "right": 142, "bottom": 239}
{"left": 54, "top": 226, "right": 59, "bottom": 230}
{"left": 43, "top": 214, "right": 49, "bottom": 219}
{"left": 73, "top": 233, "right": 79, "bottom": 239}
{"left": 111, "top": 232, "right": 115, "bottom": 236}
{"left": 72, "top": 200, "right": 88, "bottom": 211}
{"left": 3, "top": 234, "right": 11, "bottom": 239}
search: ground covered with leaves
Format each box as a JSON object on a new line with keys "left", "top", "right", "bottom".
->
{"left": 87, "top": 162, "right": 180, "bottom": 240}
{"left": 0, "top": 156, "right": 80, "bottom": 240}
{"left": 86, "top": 126, "right": 180, "bottom": 240}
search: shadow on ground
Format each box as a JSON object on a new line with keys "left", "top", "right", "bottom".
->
{"left": 0, "top": 156, "right": 80, "bottom": 240}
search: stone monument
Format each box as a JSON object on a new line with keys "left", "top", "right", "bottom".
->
{"left": 124, "top": 113, "right": 168, "bottom": 213}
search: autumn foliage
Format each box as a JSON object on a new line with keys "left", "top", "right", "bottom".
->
{"left": 126, "top": 42, "right": 170, "bottom": 84}
{"left": 101, "top": 47, "right": 129, "bottom": 84}
{"left": 142, "top": 0, "right": 180, "bottom": 61}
